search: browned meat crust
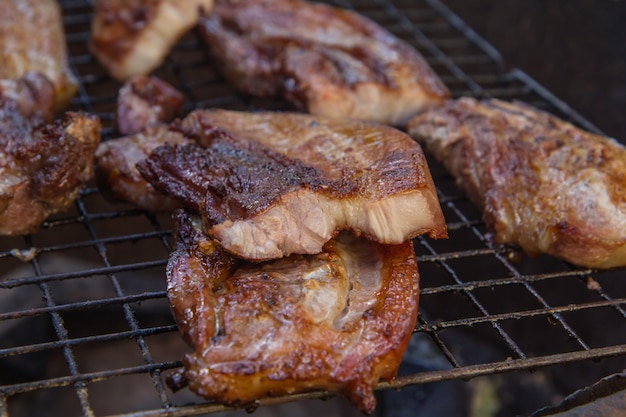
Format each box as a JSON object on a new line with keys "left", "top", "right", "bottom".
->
{"left": 166, "top": 209, "right": 419, "bottom": 414}
{"left": 95, "top": 125, "right": 192, "bottom": 211}
{"left": 0, "top": 104, "right": 101, "bottom": 235}
{"left": 90, "top": 0, "right": 214, "bottom": 81}
{"left": 116, "top": 75, "right": 185, "bottom": 136}
{"left": 138, "top": 110, "right": 447, "bottom": 260}
{"left": 0, "top": 0, "right": 78, "bottom": 112}
{"left": 408, "top": 97, "right": 626, "bottom": 269}
{"left": 197, "top": 0, "right": 449, "bottom": 126}
{"left": 138, "top": 133, "right": 345, "bottom": 214}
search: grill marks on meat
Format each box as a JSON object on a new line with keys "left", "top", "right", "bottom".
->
{"left": 408, "top": 97, "right": 626, "bottom": 269}
{"left": 0, "top": 105, "right": 101, "bottom": 235}
{"left": 197, "top": 0, "right": 449, "bottom": 126}
{"left": 90, "top": 0, "right": 215, "bottom": 81}
{"left": 0, "top": 0, "right": 79, "bottom": 113}
{"left": 138, "top": 110, "right": 447, "bottom": 260}
{"left": 166, "top": 209, "right": 419, "bottom": 414}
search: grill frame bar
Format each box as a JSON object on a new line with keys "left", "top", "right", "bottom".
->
{"left": 1, "top": 1, "right": 625, "bottom": 416}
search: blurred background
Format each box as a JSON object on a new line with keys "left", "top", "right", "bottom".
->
{"left": 445, "top": 0, "right": 626, "bottom": 141}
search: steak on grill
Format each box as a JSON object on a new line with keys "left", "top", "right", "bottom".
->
{"left": 197, "top": 0, "right": 449, "bottom": 126}
{"left": 0, "top": 103, "right": 101, "bottom": 235}
{"left": 408, "top": 97, "right": 626, "bottom": 269}
{"left": 138, "top": 110, "right": 447, "bottom": 260}
{"left": 166, "top": 209, "right": 420, "bottom": 414}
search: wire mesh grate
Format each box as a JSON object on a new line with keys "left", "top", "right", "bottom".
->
{"left": 1, "top": 0, "right": 625, "bottom": 416}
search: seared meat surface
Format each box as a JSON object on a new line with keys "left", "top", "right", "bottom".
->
{"left": 0, "top": 1, "right": 93, "bottom": 235}
{"left": 408, "top": 97, "right": 626, "bottom": 269}
{"left": 0, "top": 0, "right": 78, "bottom": 112}
{"left": 166, "top": 209, "right": 419, "bottom": 414}
{"left": 0, "top": 103, "right": 101, "bottom": 235}
{"left": 96, "top": 125, "right": 191, "bottom": 211}
{"left": 138, "top": 110, "right": 447, "bottom": 260}
{"left": 198, "top": 0, "right": 449, "bottom": 126}
{"left": 116, "top": 75, "right": 184, "bottom": 136}
{"left": 90, "top": 0, "right": 214, "bottom": 80}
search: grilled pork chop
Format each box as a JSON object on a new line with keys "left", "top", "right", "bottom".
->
{"left": 197, "top": 0, "right": 449, "bottom": 126}
{"left": 90, "top": 0, "right": 214, "bottom": 81}
{"left": 0, "top": 102, "right": 101, "bottom": 235}
{"left": 408, "top": 97, "right": 626, "bottom": 269}
{"left": 166, "top": 209, "right": 419, "bottom": 414}
{"left": 115, "top": 75, "right": 184, "bottom": 136}
{"left": 138, "top": 110, "right": 447, "bottom": 260}
{"left": 0, "top": 0, "right": 79, "bottom": 112}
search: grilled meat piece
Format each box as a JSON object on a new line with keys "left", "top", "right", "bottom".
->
{"left": 166, "top": 209, "right": 419, "bottom": 414}
{"left": 197, "top": 0, "right": 449, "bottom": 126}
{"left": 138, "top": 110, "right": 447, "bottom": 260}
{"left": 96, "top": 125, "right": 191, "bottom": 211}
{"left": 116, "top": 75, "right": 185, "bottom": 136}
{"left": 0, "top": 72, "right": 56, "bottom": 120}
{"left": 97, "top": 76, "right": 187, "bottom": 210}
{"left": 408, "top": 97, "right": 626, "bottom": 269}
{"left": 0, "top": 0, "right": 79, "bottom": 112}
{"left": 90, "top": 0, "right": 215, "bottom": 81}
{"left": 0, "top": 103, "right": 101, "bottom": 235}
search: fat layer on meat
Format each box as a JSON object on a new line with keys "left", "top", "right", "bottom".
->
{"left": 408, "top": 97, "right": 626, "bottom": 269}
{"left": 90, "top": 0, "right": 215, "bottom": 81}
{"left": 166, "top": 209, "right": 419, "bottom": 414}
{"left": 0, "top": 0, "right": 78, "bottom": 112}
{"left": 198, "top": 0, "right": 449, "bottom": 126}
{"left": 138, "top": 110, "right": 447, "bottom": 260}
{"left": 0, "top": 103, "right": 101, "bottom": 235}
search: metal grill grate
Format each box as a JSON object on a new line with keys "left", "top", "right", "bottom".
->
{"left": 1, "top": 1, "right": 626, "bottom": 416}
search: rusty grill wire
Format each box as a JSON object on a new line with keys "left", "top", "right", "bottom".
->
{"left": 1, "top": 0, "right": 626, "bottom": 416}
